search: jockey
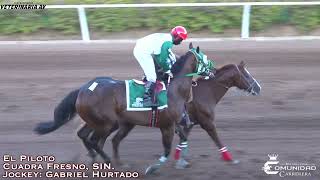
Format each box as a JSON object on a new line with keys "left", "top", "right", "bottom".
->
{"left": 133, "top": 26, "right": 188, "bottom": 107}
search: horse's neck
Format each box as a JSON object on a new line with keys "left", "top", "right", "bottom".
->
{"left": 210, "top": 68, "right": 236, "bottom": 103}
{"left": 169, "top": 73, "right": 193, "bottom": 101}
{"left": 211, "top": 81, "right": 229, "bottom": 103}
{"left": 169, "top": 58, "right": 194, "bottom": 101}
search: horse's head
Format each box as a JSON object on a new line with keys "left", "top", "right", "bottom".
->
{"left": 235, "top": 61, "right": 261, "bottom": 95}
{"left": 215, "top": 61, "right": 261, "bottom": 95}
{"left": 171, "top": 43, "right": 212, "bottom": 78}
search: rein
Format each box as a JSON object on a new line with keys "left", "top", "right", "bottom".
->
{"left": 191, "top": 77, "right": 230, "bottom": 90}
{"left": 173, "top": 49, "right": 211, "bottom": 79}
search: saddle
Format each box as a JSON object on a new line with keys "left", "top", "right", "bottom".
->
{"left": 134, "top": 79, "right": 165, "bottom": 94}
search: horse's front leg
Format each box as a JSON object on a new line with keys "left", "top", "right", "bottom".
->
{"left": 174, "top": 124, "right": 193, "bottom": 169}
{"left": 161, "top": 125, "right": 175, "bottom": 159}
{"left": 199, "top": 119, "right": 238, "bottom": 164}
{"left": 145, "top": 124, "right": 174, "bottom": 175}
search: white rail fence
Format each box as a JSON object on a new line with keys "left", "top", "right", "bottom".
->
{"left": 45, "top": 2, "right": 320, "bottom": 41}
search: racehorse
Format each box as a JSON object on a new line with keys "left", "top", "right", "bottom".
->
{"left": 34, "top": 43, "right": 211, "bottom": 174}
{"left": 174, "top": 61, "right": 261, "bottom": 169}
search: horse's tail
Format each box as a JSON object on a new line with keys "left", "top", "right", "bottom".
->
{"left": 34, "top": 89, "right": 79, "bottom": 135}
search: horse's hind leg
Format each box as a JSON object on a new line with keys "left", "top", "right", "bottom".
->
{"left": 88, "top": 133, "right": 110, "bottom": 163}
{"left": 89, "top": 123, "right": 119, "bottom": 163}
{"left": 97, "top": 123, "right": 119, "bottom": 150}
{"left": 77, "top": 124, "right": 97, "bottom": 161}
{"left": 86, "top": 124, "right": 117, "bottom": 164}
{"left": 111, "top": 123, "right": 135, "bottom": 166}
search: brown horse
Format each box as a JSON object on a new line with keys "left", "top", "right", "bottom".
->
{"left": 34, "top": 43, "right": 211, "bottom": 174}
{"left": 174, "top": 61, "right": 261, "bottom": 169}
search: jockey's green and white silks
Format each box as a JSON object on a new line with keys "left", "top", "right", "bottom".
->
{"left": 187, "top": 48, "right": 215, "bottom": 77}
{"left": 154, "top": 41, "right": 174, "bottom": 72}
{"left": 134, "top": 33, "right": 175, "bottom": 82}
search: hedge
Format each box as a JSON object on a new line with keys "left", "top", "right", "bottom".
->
{"left": 0, "top": 0, "right": 319, "bottom": 35}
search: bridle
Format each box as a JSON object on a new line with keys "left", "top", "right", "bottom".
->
{"left": 203, "top": 65, "right": 256, "bottom": 94}
{"left": 245, "top": 80, "right": 257, "bottom": 95}
{"left": 167, "top": 50, "right": 208, "bottom": 87}
{"left": 191, "top": 75, "right": 230, "bottom": 90}
{"left": 237, "top": 66, "right": 258, "bottom": 95}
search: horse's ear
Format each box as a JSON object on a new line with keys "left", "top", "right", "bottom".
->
{"left": 240, "top": 60, "right": 246, "bottom": 67}
{"left": 189, "top": 42, "right": 193, "bottom": 49}
{"left": 196, "top": 46, "right": 200, "bottom": 53}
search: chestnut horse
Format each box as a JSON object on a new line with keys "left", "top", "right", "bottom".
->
{"left": 174, "top": 61, "right": 261, "bottom": 169}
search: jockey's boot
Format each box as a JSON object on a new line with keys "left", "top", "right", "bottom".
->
{"left": 143, "top": 81, "right": 158, "bottom": 107}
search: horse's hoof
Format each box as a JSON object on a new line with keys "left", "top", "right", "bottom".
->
{"left": 225, "top": 159, "right": 240, "bottom": 165}
{"left": 175, "top": 159, "right": 191, "bottom": 169}
{"left": 231, "top": 159, "right": 240, "bottom": 164}
{"left": 145, "top": 163, "right": 161, "bottom": 175}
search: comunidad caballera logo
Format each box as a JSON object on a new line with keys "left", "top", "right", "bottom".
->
{"left": 262, "top": 154, "right": 317, "bottom": 177}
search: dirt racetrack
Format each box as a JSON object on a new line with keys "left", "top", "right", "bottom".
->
{"left": 0, "top": 40, "right": 319, "bottom": 180}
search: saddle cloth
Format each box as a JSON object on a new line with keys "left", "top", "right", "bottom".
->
{"left": 125, "top": 79, "right": 168, "bottom": 111}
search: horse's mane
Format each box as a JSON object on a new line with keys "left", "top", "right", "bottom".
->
{"left": 214, "top": 64, "right": 238, "bottom": 78}
{"left": 171, "top": 51, "right": 192, "bottom": 75}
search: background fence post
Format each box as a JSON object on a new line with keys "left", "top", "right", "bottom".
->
{"left": 77, "top": 7, "right": 90, "bottom": 41}
{"left": 241, "top": 4, "right": 251, "bottom": 38}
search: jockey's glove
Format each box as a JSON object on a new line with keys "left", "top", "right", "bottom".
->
{"left": 208, "top": 72, "right": 215, "bottom": 78}
{"left": 198, "top": 71, "right": 214, "bottom": 80}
